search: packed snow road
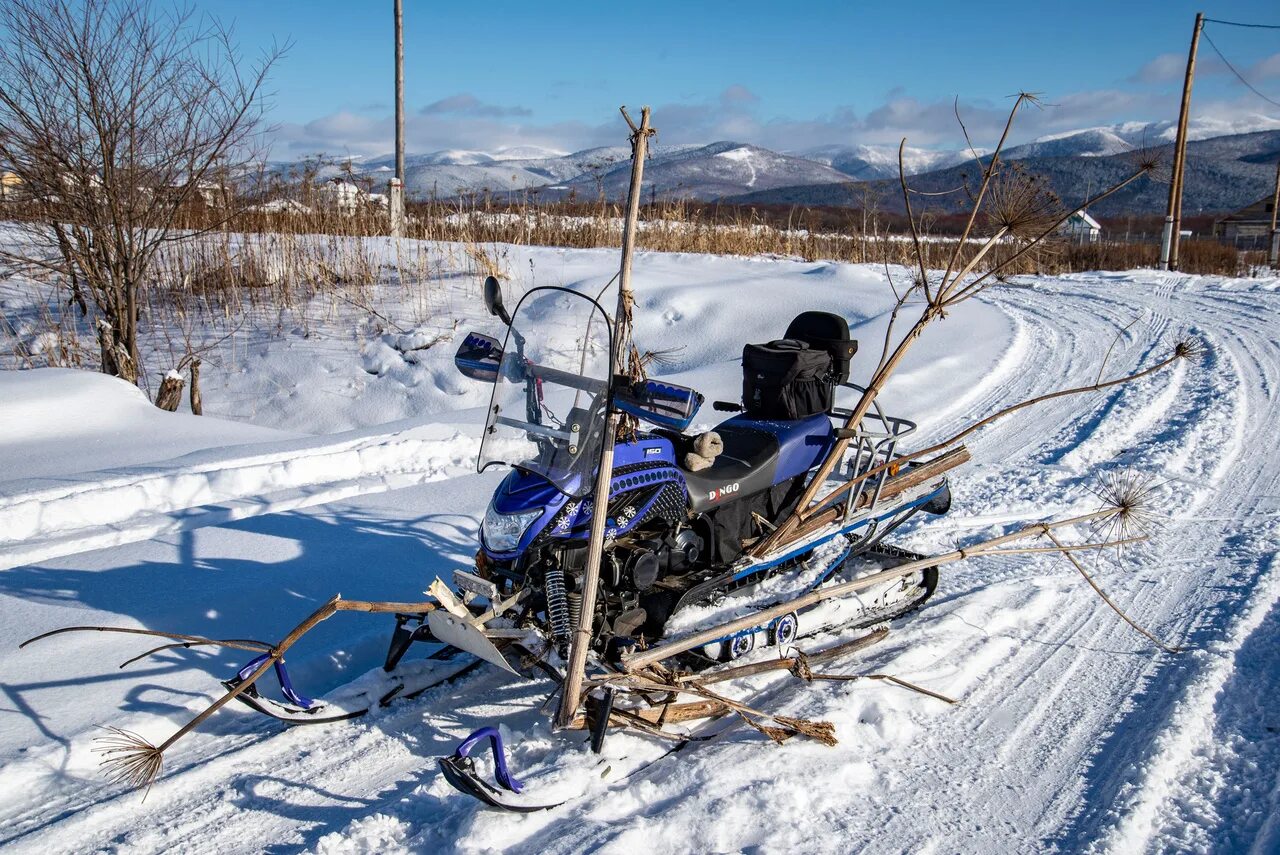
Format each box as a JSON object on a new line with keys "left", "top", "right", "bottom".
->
{"left": 0, "top": 248, "right": 1277, "bottom": 854}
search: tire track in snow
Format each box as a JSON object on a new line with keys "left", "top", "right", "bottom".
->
{"left": 812, "top": 276, "right": 1266, "bottom": 853}
{"left": 1075, "top": 286, "right": 1280, "bottom": 854}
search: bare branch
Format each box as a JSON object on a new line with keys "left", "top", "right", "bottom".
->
{"left": 898, "top": 139, "right": 931, "bottom": 304}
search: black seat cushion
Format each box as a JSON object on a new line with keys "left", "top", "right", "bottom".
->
{"left": 683, "top": 423, "right": 781, "bottom": 513}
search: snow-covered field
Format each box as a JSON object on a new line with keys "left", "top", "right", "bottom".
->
{"left": 1, "top": 240, "right": 1278, "bottom": 854}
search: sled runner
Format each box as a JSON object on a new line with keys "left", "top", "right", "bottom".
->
{"left": 223, "top": 645, "right": 483, "bottom": 724}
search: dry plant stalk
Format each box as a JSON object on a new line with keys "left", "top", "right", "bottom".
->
{"left": 797, "top": 341, "right": 1194, "bottom": 530}
{"left": 568, "top": 628, "right": 892, "bottom": 737}
{"left": 22, "top": 596, "right": 437, "bottom": 790}
{"left": 624, "top": 501, "right": 1150, "bottom": 671}
{"left": 1053, "top": 469, "right": 1181, "bottom": 654}
{"left": 595, "top": 669, "right": 838, "bottom": 747}
{"left": 790, "top": 664, "right": 959, "bottom": 706}
{"left": 752, "top": 93, "right": 1167, "bottom": 559}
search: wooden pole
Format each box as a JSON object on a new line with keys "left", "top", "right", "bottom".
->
{"left": 389, "top": 0, "right": 406, "bottom": 237}
{"left": 1269, "top": 157, "right": 1280, "bottom": 268}
{"left": 555, "top": 106, "right": 654, "bottom": 728}
{"left": 1162, "top": 12, "right": 1203, "bottom": 271}
{"left": 623, "top": 510, "right": 1114, "bottom": 671}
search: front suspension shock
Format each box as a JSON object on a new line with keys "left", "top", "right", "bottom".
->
{"left": 544, "top": 565, "right": 571, "bottom": 654}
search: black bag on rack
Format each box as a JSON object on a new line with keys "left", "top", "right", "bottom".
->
{"left": 741, "top": 338, "right": 833, "bottom": 420}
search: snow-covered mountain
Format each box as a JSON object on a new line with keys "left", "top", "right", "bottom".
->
{"left": 1003, "top": 116, "right": 1280, "bottom": 160}
{"left": 549, "top": 141, "right": 856, "bottom": 201}
{"left": 274, "top": 115, "right": 1280, "bottom": 207}
{"left": 731, "top": 128, "right": 1280, "bottom": 215}
{"left": 804, "top": 116, "right": 1280, "bottom": 178}
{"left": 799, "top": 144, "right": 976, "bottom": 180}
{"left": 313, "top": 141, "right": 850, "bottom": 201}
{"left": 357, "top": 146, "right": 628, "bottom": 197}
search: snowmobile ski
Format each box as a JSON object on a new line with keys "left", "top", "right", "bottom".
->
{"left": 225, "top": 645, "right": 481, "bottom": 725}
{"left": 438, "top": 721, "right": 711, "bottom": 813}
{"left": 438, "top": 727, "right": 569, "bottom": 812}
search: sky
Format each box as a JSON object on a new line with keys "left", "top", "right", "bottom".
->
{"left": 203, "top": 0, "right": 1280, "bottom": 160}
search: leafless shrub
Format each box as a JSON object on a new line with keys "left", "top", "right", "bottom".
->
{"left": 0, "top": 0, "right": 284, "bottom": 396}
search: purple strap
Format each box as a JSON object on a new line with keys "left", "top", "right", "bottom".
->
{"left": 236, "top": 653, "right": 315, "bottom": 709}
{"left": 453, "top": 726, "right": 523, "bottom": 793}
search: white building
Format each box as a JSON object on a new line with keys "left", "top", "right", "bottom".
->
{"left": 317, "top": 177, "right": 387, "bottom": 216}
{"left": 1060, "top": 209, "right": 1102, "bottom": 243}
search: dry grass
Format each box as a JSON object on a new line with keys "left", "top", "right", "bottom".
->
{"left": 1057, "top": 238, "right": 1264, "bottom": 276}
{"left": 1, "top": 186, "right": 1268, "bottom": 391}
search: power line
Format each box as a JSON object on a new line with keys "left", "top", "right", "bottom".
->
{"left": 1203, "top": 18, "right": 1280, "bottom": 30}
{"left": 1202, "top": 29, "right": 1280, "bottom": 110}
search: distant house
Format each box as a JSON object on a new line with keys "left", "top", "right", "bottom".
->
{"left": 250, "top": 198, "right": 313, "bottom": 215}
{"left": 0, "top": 171, "right": 21, "bottom": 201}
{"left": 1213, "top": 196, "right": 1276, "bottom": 241}
{"left": 1060, "top": 209, "right": 1102, "bottom": 243}
{"left": 193, "top": 180, "right": 234, "bottom": 209}
{"left": 317, "top": 177, "right": 387, "bottom": 215}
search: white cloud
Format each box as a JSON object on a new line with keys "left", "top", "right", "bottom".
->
{"left": 266, "top": 81, "right": 1280, "bottom": 162}
{"left": 420, "top": 93, "right": 532, "bottom": 118}
{"left": 1248, "top": 52, "right": 1280, "bottom": 81}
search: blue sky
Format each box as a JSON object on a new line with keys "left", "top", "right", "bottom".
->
{"left": 207, "top": 0, "right": 1280, "bottom": 158}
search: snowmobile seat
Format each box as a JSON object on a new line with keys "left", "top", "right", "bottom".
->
{"left": 684, "top": 413, "right": 832, "bottom": 513}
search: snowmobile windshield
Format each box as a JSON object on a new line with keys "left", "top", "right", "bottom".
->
{"left": 478, "top": 286, "right": 613, "bottom": 497}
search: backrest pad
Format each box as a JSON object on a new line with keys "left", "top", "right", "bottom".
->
{"left": 785, "top": 311, "right": 858, "bottom": 384}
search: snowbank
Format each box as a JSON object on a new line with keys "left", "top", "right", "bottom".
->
{"left": 0, "top": 369, "right": 477, "bottom": 569}
{"left": 0, "top": 368, "right": 289, "bottom": 482}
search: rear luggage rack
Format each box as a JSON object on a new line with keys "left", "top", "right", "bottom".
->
{"left": 829, "top": 382, "right": 917, "bottom": 518}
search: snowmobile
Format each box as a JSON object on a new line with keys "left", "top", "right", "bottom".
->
{"left": 392, "top": 278, "right": 951, "bottom": 670}
{"left": 225, "top": 276, "right": 954, "bottom": 727}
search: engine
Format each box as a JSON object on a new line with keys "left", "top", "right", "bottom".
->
{"left": 475, "top": 435, "right": 711, "bottom": 656}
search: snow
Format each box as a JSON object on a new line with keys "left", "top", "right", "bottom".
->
{"left": 249, "top": 198, "right": 312, "bottom": 214}
{"left": 714, "top": 146, "right": 758, "bottom": 186}
{"left": 0, "top": 368, "right": 289, "bottom": 481}
{"left": 1, "top": 234, "right": 1279, "bottom": 853}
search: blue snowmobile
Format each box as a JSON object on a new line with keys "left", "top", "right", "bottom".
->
{"left": 382, "top": 277, "right": 952, "bottom": 674}
{"left": 224, "top": 276, "right": 953, "bottom": 725}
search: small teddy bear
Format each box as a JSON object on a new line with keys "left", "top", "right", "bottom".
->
{"left": 682, "top": 431, "right": 723, "bottom": 472}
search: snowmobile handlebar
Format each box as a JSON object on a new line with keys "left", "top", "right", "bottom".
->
{"left": 520, "top": 361, "right": 608, "bottom": 395}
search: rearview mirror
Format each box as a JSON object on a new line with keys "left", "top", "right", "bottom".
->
{"left": 483, "top": 276, "right": 511, "bottom": 326}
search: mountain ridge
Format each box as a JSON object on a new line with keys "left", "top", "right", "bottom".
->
{"left": 279, "top": 116, "right": 1280, "bottom": 214}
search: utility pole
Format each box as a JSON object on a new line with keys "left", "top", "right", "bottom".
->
{"left": 1161, "top": 11, "right": 1203, "bottom": 271}
{"left": 555, "top": 106, "right": 654, "bottom": 730}
{"left": 1269, "top": 157, "right": 1280, "bottom": 268}
{"left": 389, "top": 0, "right": 406, "bottom": 237}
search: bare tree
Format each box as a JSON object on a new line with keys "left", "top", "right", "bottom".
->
{"left": 0, "top": 0, "right": 283, "bottom": 393}
{"left": 753, "top": 93, "right": 1166, "bottom": 557}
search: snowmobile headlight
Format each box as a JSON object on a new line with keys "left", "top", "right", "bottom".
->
{"left": 481, "top": 505, "right": 541, "bottom": 553}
